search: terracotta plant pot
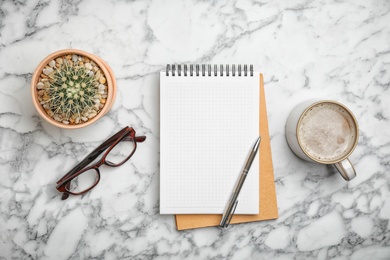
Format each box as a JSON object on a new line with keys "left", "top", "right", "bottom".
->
{"left": 31, "top": 49, "right": 117, "bottom": 129}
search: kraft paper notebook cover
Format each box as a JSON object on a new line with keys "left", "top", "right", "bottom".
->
{"left": 160, "top": 64, "right": 259, "bottom": 215}
{"left": 175, "top": 74, "right": 279, "bottom": 230}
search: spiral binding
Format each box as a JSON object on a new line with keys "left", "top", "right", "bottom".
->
{"left": 166, "top": 64, "right": 254, "bottom": 77}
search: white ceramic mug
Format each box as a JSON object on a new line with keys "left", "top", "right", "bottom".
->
{"left": 285, "top": 100, "right": 359, "bottom": 181}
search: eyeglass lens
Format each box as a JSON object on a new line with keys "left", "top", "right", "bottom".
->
{"left": 105, "top": 137, "right": 136, "bottom": 165}
{"left": 66, "top": 168, "right": 99, "bottom": 193}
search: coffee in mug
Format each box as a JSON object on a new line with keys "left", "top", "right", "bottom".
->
{"left": 286, "top": 100, "right": 359, "bottom": 181}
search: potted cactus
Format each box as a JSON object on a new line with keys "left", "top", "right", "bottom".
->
{"left": 31, "top": 49, "right": 117, "bottom": 129}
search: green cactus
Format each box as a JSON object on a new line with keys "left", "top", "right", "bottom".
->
{"left": 44, "top": 60, "right": 98, "bottom": 121}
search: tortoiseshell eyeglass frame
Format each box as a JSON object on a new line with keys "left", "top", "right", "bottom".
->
{"left": 56, "top": 127, "right": 146, "bottom": 200}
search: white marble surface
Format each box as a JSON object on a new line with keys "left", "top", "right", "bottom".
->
{"left": 0, "top": 0, "right": 389, "bottom": 259}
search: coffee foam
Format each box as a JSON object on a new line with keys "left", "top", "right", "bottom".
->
{"left": 298, "top": 102, "right": 357, "bottom": 162}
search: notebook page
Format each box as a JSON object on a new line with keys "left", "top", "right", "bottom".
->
{"left": 160, "top": 71, "right": 259, "bottom": 214}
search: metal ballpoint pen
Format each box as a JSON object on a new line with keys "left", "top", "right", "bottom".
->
{"left": 219, "top": 136, "right": 261, "bottom": 228}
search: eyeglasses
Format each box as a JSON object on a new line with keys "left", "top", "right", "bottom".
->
{"left": 56, "top": 126, "right": 146, "bottom": 200}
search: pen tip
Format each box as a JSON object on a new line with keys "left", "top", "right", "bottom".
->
{"left": 253, "top": 136, "right": 261, "bottom": 151}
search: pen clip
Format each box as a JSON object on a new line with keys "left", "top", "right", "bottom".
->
{"left": 224, "top": 200, "right": 238, "bottom": 228}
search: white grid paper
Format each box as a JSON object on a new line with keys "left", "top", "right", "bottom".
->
{"left": 160, "top": 70, "right": 260, "bottom": 214}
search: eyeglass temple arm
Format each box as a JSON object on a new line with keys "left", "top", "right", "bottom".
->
{"left": 125, "top": 136, "right": 146, "bottom": 142}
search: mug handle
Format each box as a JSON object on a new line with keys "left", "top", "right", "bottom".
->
{"left": 334, "top": 158, "right": 356, "bottom": 181}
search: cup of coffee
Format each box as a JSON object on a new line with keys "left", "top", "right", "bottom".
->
{"left": 286, "top": 100, "right": 359, "bottom": 181}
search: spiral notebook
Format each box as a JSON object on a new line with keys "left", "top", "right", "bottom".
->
{"left": 160, "top": 64, "right": 260, "bottom": 214}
